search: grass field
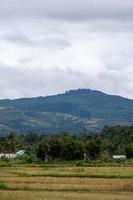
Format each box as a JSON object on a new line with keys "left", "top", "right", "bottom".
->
{"left": 0, "top": 164, "right": 133, "bottom": 200}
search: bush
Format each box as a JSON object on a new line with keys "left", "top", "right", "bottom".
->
{"left": 76, "top": 160, "right": 92, "bottom": 167}
{"left": 126, "top": 143, "right": 133, "bottom": 159}
{"left": 0, "top": 156, "right": 10, "bottom": 162}
{"left": 114, "top": 158, "right": 126, "bottom": 165}
{"left": 76, "top": 160, "right": 86, "bottom": 167}
{"left": 23, "top": 154, "right": 37, "bottom": 163}
{"left": 100, "top": 152, "right": 112, "bottom": 162}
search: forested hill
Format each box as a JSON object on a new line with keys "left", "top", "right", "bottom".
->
{"left": 0, "top": 89, "right": 133, "bottom": 134}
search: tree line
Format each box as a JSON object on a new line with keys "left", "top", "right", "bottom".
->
{"left": 0, "top": 125, "right": 133, "bottom": 162}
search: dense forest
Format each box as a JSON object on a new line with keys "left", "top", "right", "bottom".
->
{"left": 0, "top": 125, "right": 133, "bottom": 163}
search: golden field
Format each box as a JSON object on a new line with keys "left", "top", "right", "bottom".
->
{"left": 0, "top": 165, "right": 133, "bottom": 200}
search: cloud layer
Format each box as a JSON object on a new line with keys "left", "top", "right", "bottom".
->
{"left": 0, "top": 1, "right": 133, "bottom": 99}
{"left": 0, "top": 0, "right": 133, "bottom": 20}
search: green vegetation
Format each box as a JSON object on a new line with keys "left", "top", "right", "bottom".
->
{"left": 0, "top": 126, "right": 133, "bottom": 200}
{"left": 0, "top": 89, "right": 133, "bottom": 134}
{"left": 0, "top": 182, "right": 7, "bottom": 190}
{"left": 0, "top": 125, "right": 133, "bottom": 164}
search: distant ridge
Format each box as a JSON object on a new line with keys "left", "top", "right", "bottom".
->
{"left": 0, "top": 89, "right": 133, "bottom": 134}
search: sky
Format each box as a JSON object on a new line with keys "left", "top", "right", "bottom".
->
{"left": 0, "top": 0, "right": 133, "bottom": 99}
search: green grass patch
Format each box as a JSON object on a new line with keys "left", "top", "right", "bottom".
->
{"left": 15, "top": 172, "right": 133, "bottom": 179}
{"left": 0, "top": 181, "right": 7, "bottom": 190}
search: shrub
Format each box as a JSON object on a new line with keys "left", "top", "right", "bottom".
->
{"left": 23, "top": 154, "right": 37, "bottom": 163}
{"left": 0, "top": 156, "right": 10, "bottom": 162}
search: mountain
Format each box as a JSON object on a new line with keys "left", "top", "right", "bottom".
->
{"left": 0, "top": 89, "right": 133, "bottom": 134}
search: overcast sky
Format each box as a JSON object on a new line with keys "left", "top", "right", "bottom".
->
{"left": 0, "top": 0, "right": 133, "bottom": 99}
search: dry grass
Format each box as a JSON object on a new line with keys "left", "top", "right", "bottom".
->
{"left": 0, "top": 177, "right": 132, "bottom": 192}
{"left": 0, "top": 191, "right": 132, "bottom": 200}
{"left": 1, "top": 166, "right": 132, "bottom": 178}
{"left": 0, "top": 166, "right": 133, "bottom": 199}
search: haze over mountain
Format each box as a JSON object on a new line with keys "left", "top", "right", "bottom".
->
{"left": 0, "top": 89, "right": 133, "bottom": 134}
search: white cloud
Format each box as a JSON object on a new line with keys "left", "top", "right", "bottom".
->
{"left": 0, "top": 1, "right": 133, "bottom": 99}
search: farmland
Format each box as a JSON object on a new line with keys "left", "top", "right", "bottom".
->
{"left": 0, "top": 164, "right": 133, "bottom": 200}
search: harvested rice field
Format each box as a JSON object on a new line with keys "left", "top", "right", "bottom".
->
{"left": 0, "top": 165, "right": 133, "bottom": 200}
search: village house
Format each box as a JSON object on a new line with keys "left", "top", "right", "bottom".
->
{"left": 113, "top": 155, "right": 126, "bottom": 160}
{"left": 0, "top": 150, "right": 25, "bottom": 159}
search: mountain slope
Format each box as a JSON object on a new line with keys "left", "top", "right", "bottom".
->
{"left": 0, "top": 89, "right": 133, "bottom": 134}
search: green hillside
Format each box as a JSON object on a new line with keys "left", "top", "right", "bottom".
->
{"left": 0, "top": 89, "right": 133, "bottom": 134}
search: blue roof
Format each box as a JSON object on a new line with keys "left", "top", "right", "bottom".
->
{"left": 16, "top": 150, "right": 25, "bottom": 155}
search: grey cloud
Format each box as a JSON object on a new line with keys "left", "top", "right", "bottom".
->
{"left": 102, "top": 34, "right": 133, "bottom": 71}
{"left": 19, "top": 57, "right": 35, "bottom": 64}
{"left": 5, "top": 33, "right": 33, "bottom": 46}
{"left": 0, "top": 65, "right": 92, "bottom": 99}
{"left": 1, "top": 22, "right": 71, "bottom": 49}
{"left": 0, "top": 0, "right": 133, "bottom": 21}
{"left": 97, "top": 69, "right": 133, "bottom": 98}
{"left": 0, "top": 64, "right": 133, "bottom": 99}
{"left": 42, "top": 37, "right": 72, "bottom": 49}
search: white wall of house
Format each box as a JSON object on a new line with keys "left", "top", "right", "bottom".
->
{"left": 0, "top": 150, "right": 25, "bottom": 159}
{"left": 113, "top": 155, "right": 126, "bottom": 159}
